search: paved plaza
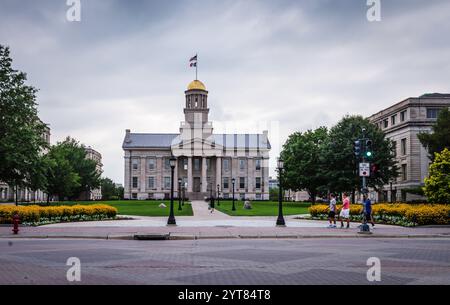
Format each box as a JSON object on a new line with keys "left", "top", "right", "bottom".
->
{"left": 0, "top": 238, "right": 449, "bottom": 285}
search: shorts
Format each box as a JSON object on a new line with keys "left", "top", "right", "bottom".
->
{"left": 328, "top": 211, "right": 336, "bottom": 218}
{"left": 340, "top": 209, "right": 350, "bottom": 219}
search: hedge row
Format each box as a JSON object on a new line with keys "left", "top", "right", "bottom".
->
{"left": 0, "top": 204, "right": 117, "bottom": 225}
{"left": 309, "top": 203, "right": 450, "bottom": 226}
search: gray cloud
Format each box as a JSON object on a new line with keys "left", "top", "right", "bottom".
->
{"left": 1, "top": 0, "right": 449, "bottom": 183}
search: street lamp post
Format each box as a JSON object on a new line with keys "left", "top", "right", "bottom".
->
{"left": 276, "top": 158, "right": 286, "bottom": 226}
{"left": 167, "top": 156, "right": 177, "bottom": 225}
{"left": 231, "top": 178, "right": 236, "bottom": 211}
{"left": 178, "top": 178, "right": 182, "bottom": 211}
{"left": 217, "top": 184, "right": 220, "bottom": 206}
{"left": 209, "top": 183, "right": 214, "bottom": 209}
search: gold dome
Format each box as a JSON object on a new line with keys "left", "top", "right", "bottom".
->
{"left": 187, "top": 80, "right": 206, "bottom": 91}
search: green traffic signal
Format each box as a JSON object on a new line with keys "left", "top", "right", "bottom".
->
{"left": 366, "top": 151, "right": 372, "bottom": 157}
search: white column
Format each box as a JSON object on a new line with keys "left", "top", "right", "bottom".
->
{"left": 216, "top": 157, "right": 221, "bottom": 195}
{"left": 187, "top": 157, "right": 193, "bottom": 192}
{"left": 174, "top": 158, "right": 178, "bottom": 195}
{"left": 201, "top": 157, "right": 207, "bottom": 192}
{"left": 140, "top": 157, "right": 146, "bottom": 194}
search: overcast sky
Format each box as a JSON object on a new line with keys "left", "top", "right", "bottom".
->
{"left": 1, "top": 0, "right": 449, "bottom": 184}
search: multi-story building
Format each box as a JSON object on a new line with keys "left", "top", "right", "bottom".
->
{"left": 369, "top": 93, "right": 450, "bottom": 202}
{"left": 122, "top": 79, "right": 271, "bottom": 200}
{"left": 0, "top": 124, "right": 51, "bottom": 202}
{"left": 80, "top": 146, "right": 103, "bottom": 200}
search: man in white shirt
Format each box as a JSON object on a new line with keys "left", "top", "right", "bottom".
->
{"left": 328, "top": 193, "right": 337, "bottom": 228}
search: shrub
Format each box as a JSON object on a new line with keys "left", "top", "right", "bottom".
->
{"left": 308, "top": 203, "right": 450, "bottom": 226}
{"left": 0, "top": 204, "right": 117, "bottom": 225}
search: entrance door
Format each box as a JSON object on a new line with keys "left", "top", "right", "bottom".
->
{"left": 194, "top": 177, "right": 201, "bottom": 192}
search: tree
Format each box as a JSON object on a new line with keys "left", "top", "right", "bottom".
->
{"left": 43, "top": 137, "right": 100, "bottom": 201}
{"left": 44, "top": 144, "right": 80, "bottom": 201}
{"left": 0, "top": 45, "right": 48, "bottom": 204}
{"left": 100, "top": 177, "right": 117, "bottom": 200}
{"left": 325, "top": 116, "right": 398, "bottom": 200}
{"left": 281, "top": 127, "right": 329, "bottom": 204}
{"left": 423, "top": 148, "right": 450, "bottom": 203}
{"left": 418, "top": 108, "right": 450, "bottom": 160}
{"left": 56, "top": 137, "right": 101, "bottom": 200}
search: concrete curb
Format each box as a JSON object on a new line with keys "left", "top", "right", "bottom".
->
{"left": 1, "top": 233, "right": 449, "bottom": 240}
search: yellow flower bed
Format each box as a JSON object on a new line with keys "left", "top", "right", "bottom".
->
{"left": 309, "top": 203, "right": 450, "bottom": 226}
{"left": 0, "top": 204, "right": 117, "bottom": 225}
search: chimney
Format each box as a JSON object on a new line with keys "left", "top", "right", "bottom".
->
{"left": 125, "top": 129, "right": 131, "bottom": 143}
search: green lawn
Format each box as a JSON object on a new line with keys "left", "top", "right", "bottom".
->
{"left": 214, "top": 200, "right": 311, "bottom": 216}
{"left": 20, "top": 200, "right": 193, "bottom": 217}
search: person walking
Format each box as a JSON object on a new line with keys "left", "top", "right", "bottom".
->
{"left": 363, "top": 194, "right": 375, "bottom": 227}
{"left": 339, "top": 192, "right": 351, "bottom": 229}
{"left": 327, "top": 193, "right": 337, "bottom": 228}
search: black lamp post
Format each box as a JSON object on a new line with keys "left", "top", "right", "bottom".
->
{"left": 217, "top": 184, "right": 220, "bottom": 206}
{"left": 167, "top": 156, "right": 177, "bottom": 225}
{"left": 209, "top": 183, "right": 214, "bottom": 209}
{"left": 178, "top": 178, "right": 182, "bottom": 211}
{"left": 276, "top": 158, "right": 286, "bottom": 226}
{"left": 183, "top": 182, "right": 187, "bottom": 206}
{"left": 231, "top": 178, "right": 236, "bottom": 211}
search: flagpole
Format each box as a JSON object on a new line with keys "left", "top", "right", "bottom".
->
{"left": 196, "top": 53, "right": 198, "bottom": 80}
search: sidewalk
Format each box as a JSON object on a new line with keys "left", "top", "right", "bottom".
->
{"left": 1, "top": 199, "right": 449, "bottom": 240}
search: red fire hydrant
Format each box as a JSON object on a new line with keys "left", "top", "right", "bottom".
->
{"left": 12, "top": 213, "right": 20, "bottom": 235}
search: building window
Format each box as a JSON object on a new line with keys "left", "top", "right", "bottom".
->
{"left": 239, "top": 193, "right": 245, "bottom": 200}
{"left": 164, "top": 158, "right": 170, "bottom": 170}
{"left": 401, "top": 164, "right": 407, "bottom": 181}
{"left": 239, "top": 177, "right": 245, "bottom": 189}
{"left": 132, "top": 177, "right": 138, "bottom": 188}
{"left": 132, "top": 193, "right": 137, "bottom": 199}
{"left": 223, "top": 177, "right": 229, "bottom": 189}
{"left": 400, "top": 110, "right": 406, "bottom": 122}
{"left": 239, "top": 159, "right": 246, "bottom": 170}
{"left": 148, "top": 177, "right": 155, "bottom": 189}
{"left": 206, "top": 159, "right": 211, "bottom": 171}
{"left": 148, "top": 193, "right": 154, "bottom": 199}
{"left": 255, "top": 159, "right": 261, "bottom": 171}
{"left": 223, "top": 159, "right": 230, "bottom": 171}
{"left": 132, "top": 159, "right": 139, "bottom": 170}
{"left": 391, "top": 115, "right": 396, "bottom": 125}
{"left": 194, "top": 158, "right": 200, "bottom": 171}
{"left": 256, "top": 193, "right": 262, "bottom": 200}
{"left": 401, "top": 138, "right": 407, "bottom": 155}
{"left": 255, "top": 177, "right": 261, "bottom": 189}
{"left": 164, "top": 177, "right": 171, "bottom": 189}
{"left": 392, "top": 140, "right": 397, "bottom": 157}
{"left": 183, "top": 158, "right": 188, "bottom": 170}
{"left": 427, "top": 108, "right": 441, "bottom": 119}
{"left": 148, "top": 158, "right": 156, "bottom": 170}
{"left": 383, "top": 119, "right": 388, "bottom": 128}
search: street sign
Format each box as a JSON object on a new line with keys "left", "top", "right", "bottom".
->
{"left": 359, "top": 162, "right": 370, "bottom": 177}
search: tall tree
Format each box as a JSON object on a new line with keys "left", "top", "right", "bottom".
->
{"left": 44, "top": 144, "right": 80, "bottom": 201}
{"left": 0, "top": 45, "right": 48, "bottom": 204}
{"left": 418, "top": 108, "right": 450, "bottom": 160}
{"left": 100, "top": 177, "right": 117, "bottom": 200}
{"left": 281, "top": 127, "right": 329, "bottom": 204}
{"left": 423, "top": 148, "right": 450, "bottom": 203}
{"left": 325, "top": 116, "right": 398, "bottom": 200}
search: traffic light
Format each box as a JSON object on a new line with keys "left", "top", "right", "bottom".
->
{"left": 354, "top": 140, "right": 361, "bottom": 157}
{"left": 365, "top": 140, "right": 373, "bottom": 158}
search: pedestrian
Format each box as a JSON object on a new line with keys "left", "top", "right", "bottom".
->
{"left": 327, "top": 193, "right": 337, "bottom": 228}
{"left": 362, "top": 194, "right": 375, "bottom": 227}
{"left": 339, "top": 192, "right": 351, "bottom": 229}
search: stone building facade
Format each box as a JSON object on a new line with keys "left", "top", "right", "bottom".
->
{"left": 369, "top": 93, "right": 450, "bottom": 202}
{"left": 122, "top": 80, "right": 271, "bottom": 201}
{"left": 81, "top": 146, "right": 103, "bottom": 200}
{"left": 0, "top": 124, "right": 51, "bottom": 202}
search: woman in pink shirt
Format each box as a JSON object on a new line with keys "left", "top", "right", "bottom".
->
{"left": 339, "top": 193, "right": 351, "bottom": 229}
